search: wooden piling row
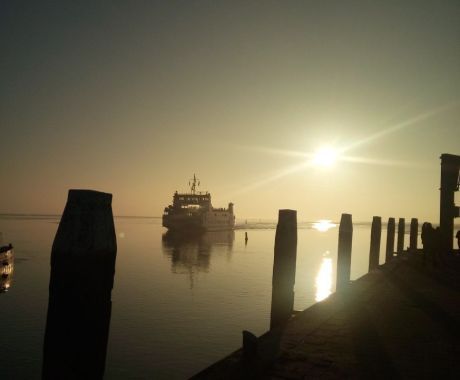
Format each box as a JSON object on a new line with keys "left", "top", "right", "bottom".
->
{"left": 269, "top": 210, "right": 420, "bottom": 332}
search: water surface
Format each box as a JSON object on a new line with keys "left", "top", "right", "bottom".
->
{"left": 0, "top": 215, "right": 398, "bottom": 378}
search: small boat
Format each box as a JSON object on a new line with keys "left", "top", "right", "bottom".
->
{"left": 0, "top": 243, "right": 14, "bottom": 293}
{"left": 162, "top": 175, "right": 235, "bottom": 233}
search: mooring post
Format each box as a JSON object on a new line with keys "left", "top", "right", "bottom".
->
{"left": 42, "top": 190, "right": 117, "bottom": 380}
{"left": 397, "top": 218, "right": 405, "bottom": 254}
{"left": 386, "top": 218, "right": 395, "bottom": 262}
{"left": 368, "top": 216, "right": 381, "bottom": 271}
{"left": 242, "top": 330, "right": 258, "bottom": 362}
{"left": 410, "top": 218, "right": 418, "bottom": 252}
{"left": 336, "top": 213, "right": 353, "bottom": 291}
{"left": 439, "top": 154, "right": 460, "bottom": 253}
{"left": 270, "top": 209, "right": 297, "bottom": 330}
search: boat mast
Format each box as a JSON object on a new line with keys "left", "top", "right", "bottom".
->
{"left": 188, "top": 174, "right": 200, "bottom": 194}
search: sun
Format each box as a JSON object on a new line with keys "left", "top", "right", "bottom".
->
{"left": 312, "top": 147, "right": 338, "bottom": 167}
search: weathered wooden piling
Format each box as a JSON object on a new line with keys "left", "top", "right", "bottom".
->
{"left": 336, "top": 213, "right": 353, "bottom": 290}
{"left": 242, "top": 330, "right": 258, "bottom": 361}
{"left": 42, "top": 190, "right": 117, "bottom": 380}
{"left": 385, "top": 218, "right": 395, "bottom": 262}
{"left": 270, "top": 209, "right": 297, "bottom": 330}
{"left": 368, "top": 216, "right": 381, "bottom": 271}
{"left": 410, "top": 218, "right": 418, "bottom": 251}
{"left": 439, "top": 154, "right": 460, "bottom": 253}
{"left": 397, "top": 218, "right": 405, "bottom": 255}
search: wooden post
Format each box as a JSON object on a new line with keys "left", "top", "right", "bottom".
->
{"left": 368, "top": 216, "right": 381, "bottom": 271}
{"left": 336, "top": 213, "right": 353, "bottom": 290}
{"left": 42, "top": 190, "right": 117, "bottom": 380}
{"left": 270, "top": 209, "right": 297, "bottom": 330}
{"left": 397, "top": 218, "right": 405, "bottom": 254}
{"left": 385, "top": 218, "right": 395, "bottom": 262}
{"left": 410, "top": 218, "right": 418, "bottom": 252}
{"left": 439, "top": 154, "right": 460, "bottom": 253}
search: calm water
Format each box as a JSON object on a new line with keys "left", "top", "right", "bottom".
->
{"left": 0, "top": 215, "right": 409, "bottom": 379}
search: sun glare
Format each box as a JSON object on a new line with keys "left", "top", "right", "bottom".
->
{"left": 312, "top": 147, "right": 338, "bottom": 167}
{"left": 312, "top": 220, "right": 336, "bottom": 232}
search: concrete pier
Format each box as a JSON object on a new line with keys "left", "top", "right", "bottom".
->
{"left": 265, "top": 253, "right": 460, "bottom": 379}
{"left": 192, "top": 252, "right": 460, "bottom": 379}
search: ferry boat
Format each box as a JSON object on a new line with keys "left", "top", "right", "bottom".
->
{"left": 162, "top": 175, "right": 235, "bottom": 233}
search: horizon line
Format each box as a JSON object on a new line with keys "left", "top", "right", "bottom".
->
{"left": 0, "top": 212, "right": 452, "bottom": 226}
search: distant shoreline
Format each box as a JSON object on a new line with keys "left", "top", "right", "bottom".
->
{"left": 0, "top": 213, "right": 160, "bottom": 219}
{"left": 0, "top": 213, "right": 458, "bottom": 228}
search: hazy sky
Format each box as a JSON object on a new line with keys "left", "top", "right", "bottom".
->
{"left": 1, "top": 1, "right": 459, "bottom": 221}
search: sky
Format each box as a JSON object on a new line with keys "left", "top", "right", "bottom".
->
{"left": 1, "top": 1, "right": 459, "bottom": 222}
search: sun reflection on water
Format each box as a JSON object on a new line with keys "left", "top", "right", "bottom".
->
{"left": 315, "top": 254, "right": 333, "bottom": 302}
{"left": 312, "top": 220, "right": 336, "bottom": 232}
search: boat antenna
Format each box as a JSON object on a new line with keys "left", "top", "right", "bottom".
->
{"left": 189, "top": 174, "right": 200, "bottom": 194}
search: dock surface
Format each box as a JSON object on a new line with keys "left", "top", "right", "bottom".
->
{"left": 193, "top": 253, "right": 460, "bottom": 379}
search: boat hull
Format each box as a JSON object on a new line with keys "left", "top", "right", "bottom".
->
{"left": 162, "top": 209, "right": 234, "bottom": 233}
{"left": 162, "top": 214, "right": 206, "bottom": 233}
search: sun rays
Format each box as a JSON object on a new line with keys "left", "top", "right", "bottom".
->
{"left": 227, "top": 160, "right": 313, "bottom": 197}
{"left": 339, "top": 100, "right": 460, "bottom": 154}
{"left": 225, "top": 100, "right": 459, "bottom": 196}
